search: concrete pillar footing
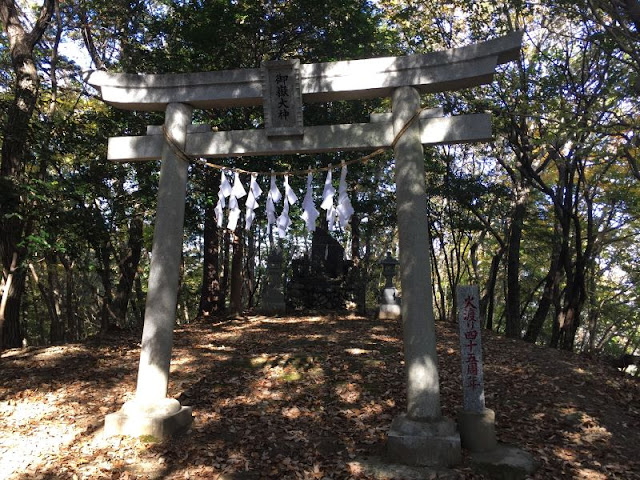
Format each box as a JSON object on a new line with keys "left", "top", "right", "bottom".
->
{"left": 378, "top": 303, "right": 402, "bottom": 320}
{"left": 105, "top": 398, "right": 193, "bottom": 439}
{"left": 457, "top": 408, "right": 497, "bottom": 452}
{"left": 470, "top": 444, "right": 539, "bottom": 480}
{"left": 386, "top": 414, "right": 462, "bottom": 467}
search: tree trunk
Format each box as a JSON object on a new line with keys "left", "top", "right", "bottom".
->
{"left": 32, "top": 282, "right": 44, "bottom": 345}
{"left": 0, "top": 267, "right": 25, "bottom": 348}
{"left": 524, "top": 231, "right": 562, "bottom": 343}
{"left": 28, "top": 262, "right": 61, "bottom": 344}
{"left": 559, "top": 266, "right": 587, "bottom": 351}
{"left": 60, "top": 256, "right": 76, "bottom": 341}
{"left": 586, "top": 267, "right": 599, "bottom": 353}
{"left": 97, "top": 243, "right": 113, "bottom": 332}
{"left": 218, "top": 231, "right": 230, "bottom": 312}
{"left": 245, "top": 229, "right": 256, "bottom": 309}
{"left": 549, "top": 279, "right": 563, "bottom": 348}
{"left": 556, "top": 199, "right": 589, "bottom": 351}
{"left": 350, "top": 213, "right": 365, "bottom": 314}
{"left": 505, "top": 187, "right": 528, "bottom": 338}
{"left": 46, "top": 256, "right": 64, "bottom": 343}
{"left": 109, "top": 215, "right": 144, "bottom": 326}
{"left": 198, "top": 169, "right": 221, "bottom": 319}
{"left": 229, "top": 229, "right": 244, "bottom": 316}
{"left": 430, "top": 235, "right": 447, "bottom": 322}
{"left": 0, "top": 0, "right": 56, "bottom": 351}
{"left": 480, "top": 247, "right": 504, "bottom": 331}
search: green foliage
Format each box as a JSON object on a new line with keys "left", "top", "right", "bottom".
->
{"left": 1, "top": 0, "right": 638, "bottom": 357}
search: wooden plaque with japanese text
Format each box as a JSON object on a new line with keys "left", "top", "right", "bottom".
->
{"left": 262, "top": 59, "right": 304, "bottom": 137}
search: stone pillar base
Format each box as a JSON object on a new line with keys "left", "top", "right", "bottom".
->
{"left": 378, "top": 304, "right": 402, "bottom": 320}
{"left": 458, "top": 408, "right": 497, "bottom": 452}
{"left": 105, "top": 398, "right": 193, "bottom": 439}
{"left": 260, "top": 303, "right": 286, "bottom": 315}
{"left": 260, "top": 293, "right": 286, "bottom": 314}
{"left": 470, "top": 444, "right": 539, "bottom": 480}
{"left": 386, "top": 414, "right": 461, "bottom": 467}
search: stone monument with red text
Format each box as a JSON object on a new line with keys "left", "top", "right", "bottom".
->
{"left": 456, "top": 285, "right": 497, "bottom": 452}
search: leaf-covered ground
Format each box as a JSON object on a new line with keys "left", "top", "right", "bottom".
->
{"left": 1, "top": 313, "right": 638, "bottom": 479}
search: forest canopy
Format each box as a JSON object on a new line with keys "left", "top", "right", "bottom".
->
{"left": 0, "top": 0, "right": 638, "bottom": 360}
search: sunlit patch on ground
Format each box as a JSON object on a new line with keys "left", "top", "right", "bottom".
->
{"left": 0, "top": 404, "right": 79, "bottom": 478}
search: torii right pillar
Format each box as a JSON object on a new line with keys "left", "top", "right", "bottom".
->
{"left": 387, "top": 86, "right": 461, "bottom": 466}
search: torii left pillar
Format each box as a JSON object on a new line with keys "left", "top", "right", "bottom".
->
{"left": 105, "top": 103, "right": 194, "bottom": 438}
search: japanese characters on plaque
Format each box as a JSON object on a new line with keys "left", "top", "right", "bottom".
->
{"left": 262, "top": 59, "right": 304, "bottom": 137}
{"left": 456, "top": 285, "right": 486, "bottom": 412}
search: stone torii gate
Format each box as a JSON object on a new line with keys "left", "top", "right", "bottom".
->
{"left": 86, "top": 32, "right": 522, "bottom": 466}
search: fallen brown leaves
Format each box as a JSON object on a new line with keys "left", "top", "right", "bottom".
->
{"left": 1, "top": 314, "right": 639, "bottom": 479}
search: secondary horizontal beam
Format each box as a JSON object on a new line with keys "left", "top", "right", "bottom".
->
{"left": 86, "top": 32, "right": 522, "bottom": 112}
{"left": 107, "top": 114, "right": 491, "bottom": 161}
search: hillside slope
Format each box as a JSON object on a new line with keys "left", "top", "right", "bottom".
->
{"left": 1, "top": 314, "right": 638, "bottom": 479}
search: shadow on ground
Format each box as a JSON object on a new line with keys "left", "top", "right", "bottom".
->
{"left": 1, "top": 313, "right": 638, "bottom": 479}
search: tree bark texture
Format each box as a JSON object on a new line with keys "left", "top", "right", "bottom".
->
{"left": 524, "top": 229, "right": 562, "bottom": 343}
{"left": 198, "top": 169, "right": 221, "bottom": 319}
{"left": 0, "top": 0, "right": 56, "bottom": 349}
{"left": 110, "top": 215, "right": 144, "bottom": 326}
{"left": 229, "top": 229, "right": 244, "bottom": 316}
{"left": 505, "top": 189, "right": 527, "bottom": 339}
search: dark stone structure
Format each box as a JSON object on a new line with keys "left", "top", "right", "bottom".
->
{"left": 310, "top": 228, "right": 346, "bottom": 278}
{"left": 286, "top": 228, "right": 354, "bottom": 311}
{"left": 260, "top": 248, "right": 286, "bottom": 313}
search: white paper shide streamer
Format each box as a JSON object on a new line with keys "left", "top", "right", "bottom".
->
{"left": 277, "top": 175, "right": 298, "bottom": 238}
{"left": 301, "top": 171, "right": 319, "bottom": 232}
{"left": 320, "top": 166, "right": 337, "bottom": 231}
{"left": 214, "top": 170, "right": 232, "bottom": 228}
{"left": 245, "top": 173, "right": 262, "bottom": 230}
{"left": 227, "top": 172, "right": 247, "bottom": 231}
{"left": 266, "top": 173, "right": 282, "bottom": 227}
{"left": 337, "top": 163, "right": 354, "bottom": 228}
{"left": 214, "top": 165, "right": 352, "bottom": 235}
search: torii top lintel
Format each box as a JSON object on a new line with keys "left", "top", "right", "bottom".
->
{"left": 85, "top": 32, "right": 522, "bottom": 112}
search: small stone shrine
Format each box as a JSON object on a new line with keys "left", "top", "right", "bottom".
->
{"left": 310, "top": 228, "right": 345, "bottom": 278}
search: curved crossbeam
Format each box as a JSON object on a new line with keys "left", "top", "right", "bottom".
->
{"left": 85, "top": 32, "right": 522, "bottom": 111}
